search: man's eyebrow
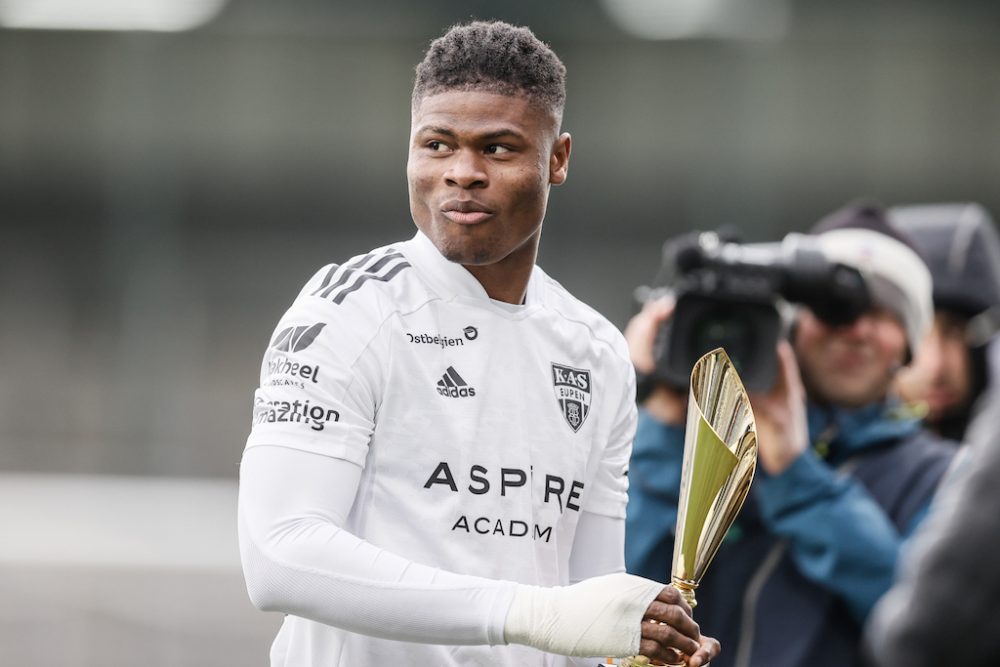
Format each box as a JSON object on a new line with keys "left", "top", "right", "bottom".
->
{"left": 414, "top": 125, "right": 457, "bottom": 138}
{"left": 413, "top": 126, "right": 525, "bottom": 141}
{"left": 479, "top": 128, "right": 526, "bottom": 142}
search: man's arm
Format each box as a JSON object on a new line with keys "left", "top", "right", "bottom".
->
{"left": 238, "top": 444, "right": 513, "bottom": 645}
{"left": 569, "top": 510, "right": 626, "bottom": 583}
{"left": 239, "top": 444, "right": 711, "bottom": 662}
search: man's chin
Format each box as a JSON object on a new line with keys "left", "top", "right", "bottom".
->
{"left": 924, "top": 395, "right": 960, "bottom": 420}
{"left": 815, "top": 378, "right": 889, "bottom": 408}
{"left": 438, "top": 243, "right": 497, "bottom": 267}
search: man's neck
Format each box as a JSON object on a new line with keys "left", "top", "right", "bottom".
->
{"left": 462, "top": 238, "right": 539, "bottom": 304}
{"left": 464, "top": 261, "right": 532, "bottom": 304}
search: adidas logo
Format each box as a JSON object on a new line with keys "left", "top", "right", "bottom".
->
{"left": 436, "top": 366, "right": 476, "bottom": 398}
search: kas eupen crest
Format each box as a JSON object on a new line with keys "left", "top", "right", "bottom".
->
{"left": 551, "top": 363, "right": 592, "bottom": 432}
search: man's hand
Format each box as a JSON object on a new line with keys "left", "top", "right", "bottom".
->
{"left": 624, "top": 297, "right": 687, "bottom": 426}
{"left": 637, "top": 586, "right": 721, "bottom": 666}
{"left": 504, "top": 573, "right": 720, "bottom": 663}
{"left": 749, "top": 341, "right": 810, "bottom": 475}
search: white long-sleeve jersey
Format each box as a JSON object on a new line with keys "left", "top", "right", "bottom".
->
{"left": 239, "top": 230, "right": 638, "bottom": 666}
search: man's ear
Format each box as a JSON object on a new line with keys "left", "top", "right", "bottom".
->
{"left": 549, "top": 132, "right": 571, "bottom": 185}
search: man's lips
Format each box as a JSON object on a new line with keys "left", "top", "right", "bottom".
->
{"left": 924, "top": 389, "right": 958, "bottom": 409}
{"left": 441, "top": 200, "right": 493, "bottom": 224}
{"left": 823, "top": 352, "right": 873, "bottom": 377}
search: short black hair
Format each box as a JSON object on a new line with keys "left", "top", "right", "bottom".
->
{"left": 412, "top": 20, "right": 566, "bottom": 118}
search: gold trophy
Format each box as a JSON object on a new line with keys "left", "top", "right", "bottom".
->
{"left": 625, "top": 347, "right": 758, "bottom": 666}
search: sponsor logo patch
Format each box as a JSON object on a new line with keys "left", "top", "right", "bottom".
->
{"left": 552, "top": 363, "right": 592, "bottom": 432}
{"left": 252, "top": 397, "right": 340, "bottom": 431}
{"left": 407, "top": 332, "right": 466, "bottom": 348}
{"left": 265, "top": 355, "right": 321, "bottom": 386}
{"left": 270, "top": 323, "right": 326, "bottom": 353}
{"left": 405, "top": 325, "right": 479, "bottom": 348}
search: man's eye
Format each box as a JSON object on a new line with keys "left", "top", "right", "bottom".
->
{"left": 485, "top": 144, "right": 511, "bottom": 155}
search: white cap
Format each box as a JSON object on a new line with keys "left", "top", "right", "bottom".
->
{"left": 816, "top": 228, "right": 933, "bottom": 358}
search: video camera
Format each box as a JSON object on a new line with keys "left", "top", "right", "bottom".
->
{"left": 645, "top": 230, "right": 871, "bottom": 392}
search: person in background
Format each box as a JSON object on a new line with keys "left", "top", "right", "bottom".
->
{"left": 863, "top": 205, "right": 1000, "bottom": 667}
{"left": 237, "top": 20, "right": 719, "bottom": 667}
{"left": 890, "top": 202, "right": 1000, "bottom": 442}
{"left": 863, "top": 333, "right": 1000, "bottom": 667}
{"left": 624, "top": 201, "right": 956, "bottom": 667}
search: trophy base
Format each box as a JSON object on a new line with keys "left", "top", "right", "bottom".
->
{"left": 620, "top": 651, "right": 686, "bottom": 667}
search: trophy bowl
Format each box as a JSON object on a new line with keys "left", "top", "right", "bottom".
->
{"left": 671, "top": 347, "right": 758, "bottom": 609}
{"left": 623, "top": 348, "right": 757, "bottom": 667}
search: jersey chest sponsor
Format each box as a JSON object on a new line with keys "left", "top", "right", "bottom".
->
{"left": 405, "top": 324, "right": 478, "bottom": 348}
{"left": 421, "top": 461, "right": 584, "bottom": 543}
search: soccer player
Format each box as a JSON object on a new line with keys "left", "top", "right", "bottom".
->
{"left": 237, "top": 20, "right": 720, "bottom": 667}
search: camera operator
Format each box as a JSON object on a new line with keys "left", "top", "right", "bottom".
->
{"left": 624, "top": 201, "right": 956, "bottom": 667}
{"left": 890, "top": 202, "right": 1000, "bottom": 442}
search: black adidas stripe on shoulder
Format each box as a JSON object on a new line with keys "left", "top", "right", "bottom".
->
{"left": 313, "top": 255, "right": 360, "bottom": 294}
{"left": 311, "top": 251, "right": 374, "bottom": 296}
{"left": 312, "top": 248, "right": 410, "bottom": 304}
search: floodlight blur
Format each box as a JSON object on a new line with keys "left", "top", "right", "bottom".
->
{"left": 600, "top": 0, "right": 789, "bottom": 40}
{"left": 0, "top": 0, "right": 226, "bottom": 32}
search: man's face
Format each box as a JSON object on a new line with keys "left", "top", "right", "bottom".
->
{"left": 894, "top": 311, "right": 972, "bottom": 421}
{"left": 793, "top": 307, "right": 908, "bottom": 408}
{"left": 406, "top": 90, "right": 570, "bottom": 270}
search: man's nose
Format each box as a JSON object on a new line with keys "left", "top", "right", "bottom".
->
{"left": 921, "top": 331, "right": 948, "bottom": 376}
{"left": 841, "top": 313, "right": 877, "bottom": 338}
{"left": 444, "top": 150, "right": 488, "bottom": 189}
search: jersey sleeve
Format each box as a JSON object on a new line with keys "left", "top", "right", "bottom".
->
{"left": 582, "top": 355, "right": 638, "bottom": 520}
{"left": 244, "top": 264, "right": 388, "bottom": 466}
{"left": 239, "top": 445, "right": 516, "bottom": 646}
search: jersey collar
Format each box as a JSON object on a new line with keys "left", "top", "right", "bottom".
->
{"left": 401, "top": 230, "right": 546, "bottom": 308}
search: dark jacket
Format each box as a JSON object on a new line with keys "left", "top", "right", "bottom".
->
{"left": 864, "top": 338, "right": 1000, "bottom": 667}
{"left": 625, "top": 401, "right": 954, "bottom": 667}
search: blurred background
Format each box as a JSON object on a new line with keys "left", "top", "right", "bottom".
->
{"left": 2, "top": 0, "right": 999, "bottom": 664}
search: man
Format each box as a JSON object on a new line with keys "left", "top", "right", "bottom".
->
{"left": 624, "top": 202, "right": 955, "bottom": 667}
{"left": 890, "top": 202, "right": 1000, "bottom": 442}
{"left": 237, "top": 21, "right": 719, "bottom": 667}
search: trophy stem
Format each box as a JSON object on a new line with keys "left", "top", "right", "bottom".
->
{"left": 670, "top": 578, "right": 698, "bottom": 610}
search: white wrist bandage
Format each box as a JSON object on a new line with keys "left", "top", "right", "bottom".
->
{"left": 503, "top": 572, "right": 664, "bottom": 657}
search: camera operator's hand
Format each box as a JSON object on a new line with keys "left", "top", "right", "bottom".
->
{"left": 749, "top": 340, "right": 810, "bottom": 475}
{"left": 624, "top": 296, "right": 687, "bottom": 426}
